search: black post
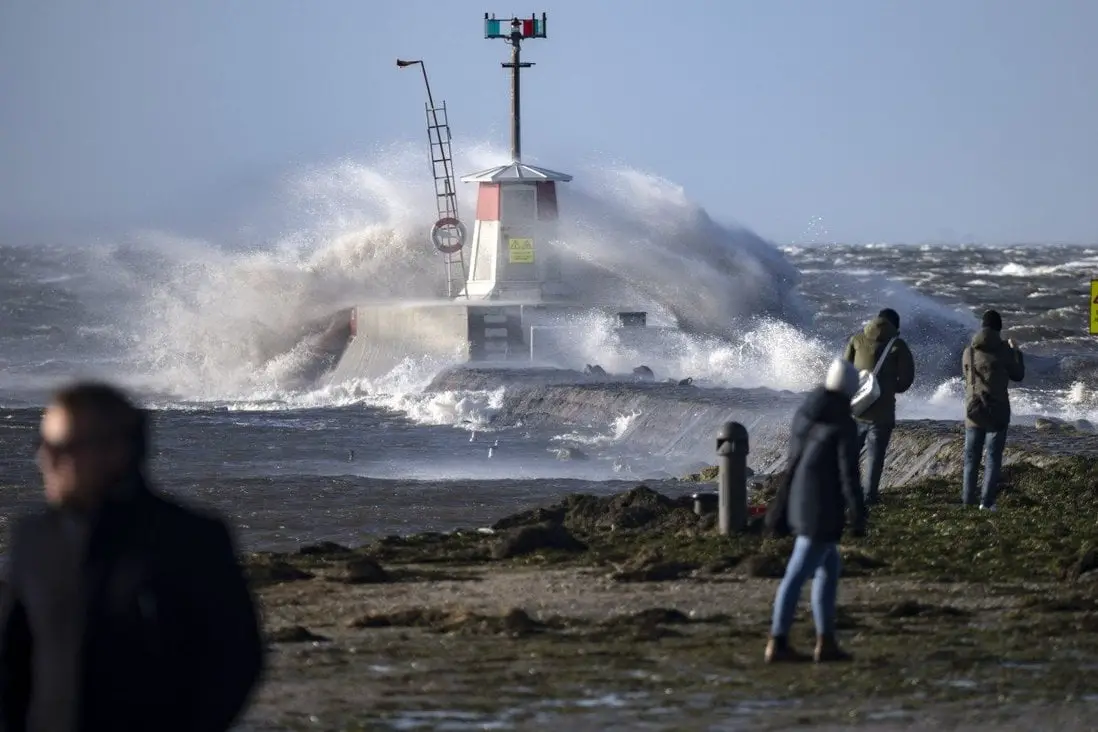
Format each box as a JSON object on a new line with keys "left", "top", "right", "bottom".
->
{"left": 510, "top": 41, "right": 521, "bottom": 162}
{"left": 716, "top": 421, "right": 750, "bottom": 534}
{"left": 419, "top": 64, "right": 436, "bottom": 111}
{"left": 501, "top": 24, "right": 533, "bottom": 164}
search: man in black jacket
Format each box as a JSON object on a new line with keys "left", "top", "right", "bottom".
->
{"left": 0, "top": 382, "right": 264, "bottom": 732}
{"left": 961, "top": 309, "right": 1025, "bottom": 509}
{"left": 766, "top": 359, "right": 867, "bottom": 664}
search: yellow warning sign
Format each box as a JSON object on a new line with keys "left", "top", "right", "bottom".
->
{"left": 508, "top": 237, "right": 534, "bottom": 264}
{"left": 1091, "top": 280, "right": 1098, "bottom": 335}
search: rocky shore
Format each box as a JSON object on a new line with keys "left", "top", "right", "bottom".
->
{"left": 241, "top": 430, "right": 1098, "bottom": 731}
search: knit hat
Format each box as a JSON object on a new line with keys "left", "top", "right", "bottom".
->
{"left": 981, "top": 310, "right": 1002, "bottom": 331}
{"left": 824, "top": 358, "right": 859, "bottom": 398}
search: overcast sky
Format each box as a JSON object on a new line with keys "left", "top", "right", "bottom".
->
{"left": 2, "top": 0, "right": 1096, "bottom": 244}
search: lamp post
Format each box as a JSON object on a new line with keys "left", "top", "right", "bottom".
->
{"left": 395, "top": 59, "right": 437, "bottom": 111}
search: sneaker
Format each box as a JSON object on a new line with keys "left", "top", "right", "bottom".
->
{"left": 979, "top": 504, "right": 997, "bottom": 512}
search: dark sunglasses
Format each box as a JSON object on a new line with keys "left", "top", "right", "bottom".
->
{"left": 35, "top": 435, "right": 108, "bottom": 458}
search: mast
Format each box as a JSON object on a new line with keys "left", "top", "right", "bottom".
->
{"left": 484, "top": 13, "right": 548, "bottom": 163}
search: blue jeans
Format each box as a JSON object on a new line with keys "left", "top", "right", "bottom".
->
{"left": 963, "top": 426, "right": 1008, "bottom": 507}
{"left": 856, "top": 421, "right": 893, "bottom": 505}
{"left": 770, "top": 536, "right": 841, "bottom": 637}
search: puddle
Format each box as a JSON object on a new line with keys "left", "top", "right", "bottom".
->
{"left": 728, "top": 698, "right": 797, "bottom": 715}
{"left": 540, "top": 692, "right": 647, "bottom": 710}
{"left": 388, "top": 709, "right": 502, "bottom": 731}
{"left": 381, "top": 691, "right": 801, "bottom": 730}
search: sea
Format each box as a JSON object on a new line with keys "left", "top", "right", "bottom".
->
{"left": 2, "top": 143, "right": 1096, "bottom": 551}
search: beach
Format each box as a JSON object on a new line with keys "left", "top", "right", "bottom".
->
{"left": 237, "top": 422, "right": 1098, "bottom": 730}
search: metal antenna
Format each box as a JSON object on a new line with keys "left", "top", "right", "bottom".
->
{"left": 484, "top": 13, "right": 548, "bottom": 163}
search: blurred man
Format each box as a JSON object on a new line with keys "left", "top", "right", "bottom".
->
{"left": 843, "top": 308, "right": 916, "bottom": 504}
{"left": 961, "top": 310, "right": 1025, "bottom": 510}
{"left": 0, "top": 382, "right": 264, "bottom": 732}
{"left": 766, "top": 358, "right": 867, "bottom": 663}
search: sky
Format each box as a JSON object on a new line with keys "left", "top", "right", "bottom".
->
{"left": 1, "top": 0, "right": 1096, "bottom": 245}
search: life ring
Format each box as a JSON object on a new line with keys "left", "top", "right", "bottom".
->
{"left": 431, "top": 217, "right": 466, "bottom": 254}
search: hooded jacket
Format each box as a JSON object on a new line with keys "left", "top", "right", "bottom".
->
{"left": 842, "top": 316, "right": 916, "bottom": 426}
{"left": 786, "top": 386, "right": 867, "bottom": 543}
{"left": 962, "top": 327, "right": 1025, "bottom": 430}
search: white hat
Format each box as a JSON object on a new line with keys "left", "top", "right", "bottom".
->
{"left": 824, "top": 358, "right": 859, "bottom": 398}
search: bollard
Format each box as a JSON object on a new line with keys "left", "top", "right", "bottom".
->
{"left": 716, "top": 421, "right": 750, "bottom": 534}
{"left": 692, "top": 491, "right": 718, "bottom": 516}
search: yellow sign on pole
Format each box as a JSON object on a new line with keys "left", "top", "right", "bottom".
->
{"left": 508, "top": 237, "right": 534, "bottom": 264}
{"left": 1091, "top": 280, "right": 1098, "bottom": 335}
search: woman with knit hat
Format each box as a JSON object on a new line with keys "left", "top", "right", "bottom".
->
{"left": 765, "top": 358, "right": 867, "bottom": 663}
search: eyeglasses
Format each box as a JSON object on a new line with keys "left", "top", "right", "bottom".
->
{"left": 35, "top": 435, "right": 108, "bottom": 459}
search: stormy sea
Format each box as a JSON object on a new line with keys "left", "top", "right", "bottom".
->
{"left": 1, "top": 143, "right": 1096, "bottom": 551}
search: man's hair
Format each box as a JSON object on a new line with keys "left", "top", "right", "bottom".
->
{"left": 877, "top": 308, "right": 900, "bottom": 329}
{"left": 50, "top": 382, "right": 149, "bottom": 463}
{"left": 981, "top": 309, "right": 1003, "bottom": 331}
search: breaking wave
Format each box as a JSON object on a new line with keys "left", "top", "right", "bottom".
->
{"left": 27, "top": 141, "right": 820, "bottom": 403}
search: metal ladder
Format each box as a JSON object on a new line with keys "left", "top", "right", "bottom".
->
{"left": 425, "top": 101, "right": 468, "bottom": 299}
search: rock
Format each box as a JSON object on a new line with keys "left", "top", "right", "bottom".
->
{"left": 443, "top": 608, "right": 545, "bottom": 636}
{"left": 584, "top": 364, "right": 607, "bottom": 377}
{"left": 677, "top": 377, "right": 694, "bottom": 386}
{"left": 297, "top": 541, "right": 352, "bottom": 556}
{"left": 349, "top": 607, "right": 450, "bottom": 629}
{"left": 490, "top": 484, "right": 698, "bottom": 536}
{"left": 612, "top": 548, "right": 698, "bottom": 582}
{"left": 268, "top": 625, "right": 329, "bottom": 643}
{"left": 632, "top": 365, "right": 655, "bottom": 380}
{"left": 491, "top": 505, "right": 567, "bottom": 532}
{"left": 1035, "top": 417, "right": 1063, "bottom": 430}
{"left": 1063, "top": 544, "right": 1098, "bottom": 582}
{"left": 596, "top": 607, "right": 690, "bottom": 640}
{"left": 605, "top": 608, "right": 691, "bottom": 627}
{"left": 246, "top": 558, "right": 313, "bottom": 585}
{"left": 561, "top": 485, "right": 683, "bottom": 533}
{"left": 738, "top": 553, "right": 788, "bottom": 578}
{"left": 1072, "top": 419, "right": 1096, "bottom": 433}
{"left": 326, "top": 557, "right": 391, "bottom": 584}
{"left": 350, "top": 607, "right": 545, "bottom": 637}
{"left": 491, "top": 522, "right": 588, "bottom": 559}
{"left": 499, "top": 608, "right": 541, "bottom": 634}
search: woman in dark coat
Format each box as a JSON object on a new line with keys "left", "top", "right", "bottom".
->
{"left": 766, "top": 358, "right": 868, "bottom": 663}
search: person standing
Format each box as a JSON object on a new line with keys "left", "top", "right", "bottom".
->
{"left": 843, "top": 308, "right": 916, "bottom": 505}
{"left": 962, "top": 310, "right": 1025, "bottom": 510}
{"left": 0, "top": 382, "right": 264, "bottom": 732}
{"left": 766, "top": 359, "right": 867, "bottom": 664}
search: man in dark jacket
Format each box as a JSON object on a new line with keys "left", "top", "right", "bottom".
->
{"left": 842, "top": 308, "right": 916, "bottom": 505}
{"left": 961, "top": 310, "right": 1025, "bottom": 510}
{"left": 766, "top": 359, "right": 867, "bottom": 664}
{"left": 0, "top": 382, "right": 264, "bottom": 732}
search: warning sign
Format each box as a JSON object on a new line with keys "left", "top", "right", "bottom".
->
{"left": 508, "top": 237, "right": 534, "bottom": 264}
{"left": 1091, "top": 280, "right": 1098, "bottom": 335}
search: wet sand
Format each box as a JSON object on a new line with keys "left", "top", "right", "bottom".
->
{"left": 243, "top": 567, "right": 1098, "bottom": 730}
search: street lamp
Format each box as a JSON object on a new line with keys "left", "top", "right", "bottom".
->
{"left": 395, "top": 58, "right": 436, "bottom": 110}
